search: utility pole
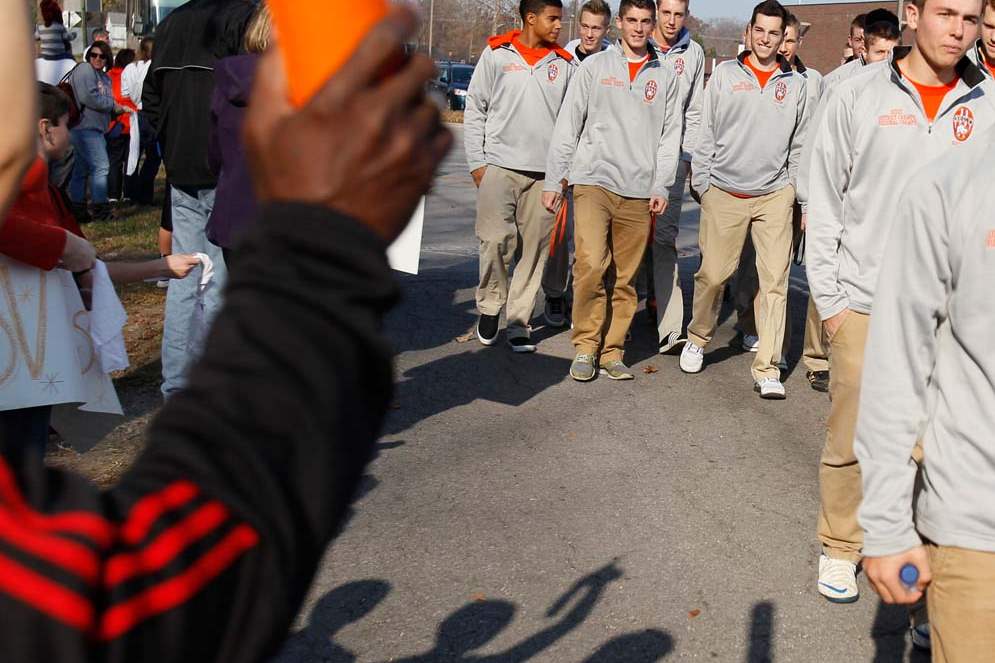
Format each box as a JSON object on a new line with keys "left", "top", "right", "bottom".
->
{"left": 492, "top": 0, "right": 499, "bottom": 36}
{"left": 428, "top": 0, "right": 435, "bottom": 58}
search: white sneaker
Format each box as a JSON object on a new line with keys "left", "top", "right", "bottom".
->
{"left": 680, "top": 341, "right": 704, "bottom": 373}
{"left": 755, "top": 377, "right": 786, "bottom": 400}
{"left": 741, "top": 334, "right": 760, "bottom": 352}
{"left": 818, "top": 554, "right": 859, "bottom": 603}
{"left": 911, "top": 623, "right": 931, "bottom": 651}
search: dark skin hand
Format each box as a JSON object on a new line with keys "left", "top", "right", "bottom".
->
{"left": 244, "top": 6, "right": 453, "bottom": 243}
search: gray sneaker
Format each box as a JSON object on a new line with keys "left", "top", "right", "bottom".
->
{"left": 570, "top": 354, "right": 597, "bottom": 382}
{"left": 599, "top": 360, "right": 635, "bottom": 380}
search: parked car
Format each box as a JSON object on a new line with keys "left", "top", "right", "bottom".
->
{"left": 430, "top": 62, "right": 475, "bottom": 111}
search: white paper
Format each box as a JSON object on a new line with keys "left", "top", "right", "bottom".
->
{"left": 387, "top": 198, "right": 425, "bottom": 275}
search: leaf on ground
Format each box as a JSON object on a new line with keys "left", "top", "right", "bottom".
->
{"left": 642, "top": 365, "right": 659, "bottom": 374}
{"left": 455, "top": 328, "right": 476, "bottom": 343}
{"left": 470, "top": 593, "right": 487, "bottom": 602}
{"left": 688, "top": 609, "right": 701, "bottom": 618}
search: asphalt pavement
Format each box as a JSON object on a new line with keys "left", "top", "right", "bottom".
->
{"left": 271, "top": 125, "right": 928, "bottom": 663}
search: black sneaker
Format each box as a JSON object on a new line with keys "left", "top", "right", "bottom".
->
{"left": 477, "top": 314, "right": 500, "bottom": 346}
{"left": 543, "top": 297, "right": 568, "bottom": 328}
{"left": 807, "top": 370, "right": 830, "bottom": 393}
{"left": 508, "top": 336, "right": 537, "bottom": 353}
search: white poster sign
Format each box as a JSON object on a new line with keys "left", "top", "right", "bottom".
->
{"left": 0, "top": 259, "right": 122, "bottom": 415}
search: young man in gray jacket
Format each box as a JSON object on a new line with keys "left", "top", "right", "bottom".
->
{"left": 541, "top": 0, "right": 612, "bottom": 329}
{"left": 544, "top": 0, "right": 682, "bottom": 381}
{"left": 805, "top": 0, "right": 992, "bottom": 604}
{"left": 968, "top": 0, "right": 995, "bottom": 76}
{"left": 464, "top": 0, "right": 574, "bottom": 352}
{"left": 680, "top": 0, "right": 808, "bottom": 400}
{"left": 645, "top": 0, "right": 705, "bottom": 354}
{"left": 856, "top": 130, "right": 995, "bottom": 663}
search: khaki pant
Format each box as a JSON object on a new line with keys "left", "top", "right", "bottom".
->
{"left": 475, "top": 166, "right": 555, "bottom": 338}
{"left": 817, "top": 310, "right": 869, "bottom": 563}
{"left": 571, "top": 185, "right": 650, "bottom": 363}
{"left": 927, "top": 544, "right": 995, "bottom": 662}
{"left": 687, "top": 185, "right": 794, "bottom": 381}
{"left": 802, "top": 297, "right": 830, "bottom": 373}
{"left": 650, "top": 160, "right": 689, "bottom": 350}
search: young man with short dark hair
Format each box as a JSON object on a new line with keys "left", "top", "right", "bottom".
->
{"left": 823, "top": 9, "right": 899, "bottom": 89}
{"left": 856, "top": 126, "right": 995, "bottom": 663}
{"left": 465, "top": 0, "right": 575, "bottom": 352}
{"left": 969, "top": 0, "right": 995, "bottom": 76}
{"left": 806, "top": 0, "right": 992, "bottom": 604}
{"left": 545, "top": 0, "right": 682, "bottom": 381}
{"left": 644, "top": 0, "right": 705, "bottom": 353}
{"left": 680, "top": 0, "right": 809, "bottom": 400}
{"left": 847, "top": 13, "right": 866, "bottom": 61}
{"left": 541, "top": 0, "right": 611, "bottom": 328}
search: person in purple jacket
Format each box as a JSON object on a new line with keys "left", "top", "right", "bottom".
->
{"left": 207, "top": 3, "right": 270, "bottom": 266}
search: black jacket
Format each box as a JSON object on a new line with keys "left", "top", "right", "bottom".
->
{"left": 142, "top": 0, "right": 257, "bottom": 190}
{"left": 0, "top": 204, "right": 397, "bottom": 662}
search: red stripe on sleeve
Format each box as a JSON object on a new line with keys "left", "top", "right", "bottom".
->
{"left": 0, "top": 506, "right": 100, "bottom": 584}
{"left": 120, "top": 481, "right": 200, "bottom": 546}
{"left": 99, "top": 525, "right": 259, "bottom": 640}
{"left": 0, "top": 550, "right": 94, "bottom": 631}
{"left": 105, "top": 501, "right": 230, "bottom": 587}
{"left": 0, "top": 459, "right": 116, "bottom": 549}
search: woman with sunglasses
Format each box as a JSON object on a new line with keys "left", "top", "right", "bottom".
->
{"left": 67, "top": 40, "right": 127, "bottom": 222}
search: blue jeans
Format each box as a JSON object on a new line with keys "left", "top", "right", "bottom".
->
{"left": 68, "top": 128, "right": 110, "bottom": 205}
{"left": 161, "top": 187, "right": 227, "bottom": 396}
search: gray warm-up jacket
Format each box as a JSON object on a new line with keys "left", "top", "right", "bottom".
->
{"left": 544, "top": 41, "right": 682, "bottom": 199}
{"left": 805, "top": 48, "right": 993, "bottom": 320}
{"left": 464, "top": 34, "right": 574, "bottom": 174}
{"left": 855, "top": 130, "right": 995, "bottom": 557}
{"left": 691, "top": 52, "right": 809, "bottom": 197}
{"left": 968, "top": 38, "right": 993, "bottom": 78}
{"left": 820, "top": 56, "right": 865, "bottom": 93}
{"left": 654, "top": 28, "right": 705, "bottom": 162}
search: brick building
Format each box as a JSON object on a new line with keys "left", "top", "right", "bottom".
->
{"left": 791, "top": 1, "right": 906, "bottom": 74}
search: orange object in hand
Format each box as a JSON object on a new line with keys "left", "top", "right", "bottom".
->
{"left": 268, "top": 0, "right": 389, "bottom": 107}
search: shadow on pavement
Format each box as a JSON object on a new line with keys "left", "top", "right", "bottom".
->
{"left": 871, "top": 600, "right": 930, "bottom": 663}
{"left": 273, "top": 562, "right": 673, "bottom": 663}
{"left": 746, "top": 601, "right": 774, "bottom": 663}
{"left": 384, "top": 349, "right": 572, "bottom": 436}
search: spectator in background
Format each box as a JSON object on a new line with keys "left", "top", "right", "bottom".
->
{"left": 207, "top": 3, "right": 269, "bottom": 264}
{"left": 142, "top": 0, "right": 256, "bottom": 397}
{"left": 67, "top": 40, "right": 126, "bottom": 223}
{"left": 83, "top": 28, "right": 110, "bottom": 60}
{"left": 121, "top": 37, "right": 162, "bottom": 206}
{"left": 106, "top": 48, "right": 137, "bottom": 203}
{"left": 34, "top": 0, "right": 76, "bottom": 85}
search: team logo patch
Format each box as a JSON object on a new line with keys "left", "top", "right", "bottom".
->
{"left": 644, "top": 79, "right": 658, "bottom": 102}
{"left": 952, "top": 106, "right": 974, "bottom": 142}
{"left": 548, "top": 63, "right": 559, "bottom": 82}
{"left": 774, "top": 81, "right": 788, "bottom": 102}
{"left": 674, "top": 57, "right": 685, "bottom": 75}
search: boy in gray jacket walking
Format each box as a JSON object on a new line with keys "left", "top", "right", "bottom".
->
{"left": 857, "top": 130, "right": 995, "bottom": 663}
{"left": 805, "top": 0, "right": 992, "bottom": 604}
{"left": 645, "top": 0, "right": 705, "bottom": 354}
{"left": 465, "top": 0, "right": 574, "bottom": 353}
{"left": 544, "top": 0, "right": 682, "bottom": 381}
{"left": 680, "top": 0, "right": 808, "bottom": 400}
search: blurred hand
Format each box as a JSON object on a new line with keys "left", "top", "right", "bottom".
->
{"left": 471, "top": 167, "right": 487, "bottom": 188}
{"left": 865, "top": 546, "right": 931, "bottom": 605}
{"left": 542, "top": 191, "right": 563, "bottom": 214}
{"left": 823, "top": 309, "right": 849, "bottom": 340}
{"left": 162, "top": 254, "right": 201, "bottom": 279}
{"left": 60, "top": 231, "right": 96, "bottom": 272}
{"left": 245, "top": 6, "right": 452, "bottom": 243}
{"left": 801, "top": 212, "right": 808, "bottom": 231}
{"left": 649, "top": 196, "right": 667, "bottom": 215}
